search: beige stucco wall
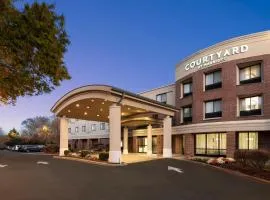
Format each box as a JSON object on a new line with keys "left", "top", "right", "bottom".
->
{"left": 140, "top": 84, "right": 175, "bottom": 106}
{"left": 175, "top": 30, "right": 270, "bottom": 81}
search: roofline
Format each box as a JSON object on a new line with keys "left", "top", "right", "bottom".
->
{"left": 138, "top": 83, "right": 175, "bottom": 94}
{"left": 175, "top": 30, "right": 270, "bottom": 67}
{"left": 51, "top": 84, "right": 179, "bottom": 113}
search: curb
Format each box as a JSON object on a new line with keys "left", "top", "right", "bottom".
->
{"left": 174, "top": 158, "right": 270, "bottom": 184}
{"left": 53, "top": 156, "right": 127, "bottom": 167}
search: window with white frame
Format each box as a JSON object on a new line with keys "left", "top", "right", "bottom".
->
{"left": 182, "top": 106, "right": 192, "bottom": 123}
{"left": 239, "top": 96, "right": 262, "bottom": 116}
{"left": 239, "top": 64, "right": 261, "bottom": 84}
{"left": 205, "top": 99, "right": 222, "bottom": 118}
{"left": 91, "top": 124, "right": 96, "bottom": 131}
{"left": 156, "top": 93, "right": 167, "bottom": 104}
{"left": 75, "top": 127, "right": 79, "bottom": 133}
{"left": 205, "top": 70, "right": 222, "bottom": 90}
{"left": 82, "top": 126, "right": 86, "bottom": 132}
{"left": 183, "top": 82, "right": 192, "bottom": 96}
{"left": 100, "top": 123, "right": 105, "bottom": 130}
{"left": 238, "top": 132, "right": 258, "bottom": 150}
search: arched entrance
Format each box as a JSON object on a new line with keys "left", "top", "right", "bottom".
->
{"left": 51, "top": 85, "right": 178, "bottom": 163}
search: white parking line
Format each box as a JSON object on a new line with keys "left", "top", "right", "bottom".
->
{"left": 37, "top": 161, "right": 49, "bottom": 165}
{"left": 0, "top": 164, "right": 8, "bottom": 168}
{"left": 168, "top": 166, "right": 183, "bottom": 173}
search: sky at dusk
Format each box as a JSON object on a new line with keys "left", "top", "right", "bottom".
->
{"left": 1, "top": 0, "right": 270, "bottom": 132}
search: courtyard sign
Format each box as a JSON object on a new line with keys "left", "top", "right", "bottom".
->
{"left": 185, "top": 44, "right": 249, "bottom": 71}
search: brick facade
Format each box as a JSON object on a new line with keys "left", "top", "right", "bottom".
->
{"left": 226, "top": 132, "right": 236, "bottom": 158}
{"left": 184, "top": 134, "right": 194, "bottom": 157}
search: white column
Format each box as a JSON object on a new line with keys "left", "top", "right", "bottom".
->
{"left": 123, "top": 127, "right": 128, "bottom": 154}
{"left": 163, "top": 116, "right": 172, "bottom": 158}
{"left": 147, "top": 124, "right": 152, "bottom": 156}
{"left": 109, "top": 104, "right": 121, "bottom": 163}
{"left": 59, "top": 117, "right": 68, "bottom": 156}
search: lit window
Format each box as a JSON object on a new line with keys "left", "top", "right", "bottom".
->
{"left": 195, "top": 133, "right": 226, "bottom": 155}
{"left": 239, "top": 64, "right": 261, "bottom": 84}
{"left": 205, "top": 99, "right": 222, "bottom": 118}
{"left": 100, "top": 123, "right": 105, "bottom": 130}
{"left": 183, "top": 82, "right": 192, "bottom": 96}
{"left": 205, "top": 70, "right": 222, "bottom": 90}
{"left": 82, "top": 126, "right": 86, "bottom": 132}
{"left": 156, "top": 93, "right": 167, "bottom": 104}
{"left": 75, "top": 127, "right": 78, "bottom": 133}
{"left": 91, "top": 124, "right": 96, "bottom": 131}
{"left": 238, "top": 132, "right": 258, "bottom": 150}
{"left": 239, "top": 96, "right": 262, "bottom": 116}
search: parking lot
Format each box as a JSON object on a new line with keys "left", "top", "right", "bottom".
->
{"left": 0, "top": 151, "right": 269, "bottom": 200}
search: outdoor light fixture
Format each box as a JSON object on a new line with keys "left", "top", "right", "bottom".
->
{"left": 84, "top": 112, "right": 87, "bottom": 115}
{"left": 68, "top": 110, "right": 71, "bottom": 113}
{"left": 76, "top": 104, "right": 80, "bottom": 107}
{"left": 97, "top": 114, "right": 100, "bottom": 117}
{"left": 86, "top": 106, "right": 90, "bottom": 109}
{"left": 100, "top": 108, "right": 103, "bottom": 111}
{"left": 91, "top": 99, "right": 95, "bottom": 102}
{"left": 102, "top": 102, "right": 105, "bottom": 104}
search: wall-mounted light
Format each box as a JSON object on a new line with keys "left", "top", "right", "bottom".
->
{"left": 76, "top": 104, "right": 80, "bottom": 107}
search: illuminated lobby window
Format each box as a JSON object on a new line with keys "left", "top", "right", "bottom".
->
{"left": 239, "top": 64, "right": 261, "bottom": 84}
{"left": 205, "top": 70, "right": 222, "bottom": 90}
{"left": 238, "top": 132, "right": 258, "bottom": 150}
{"left": 196, "top": 133, "right": 226, "bottom": 156}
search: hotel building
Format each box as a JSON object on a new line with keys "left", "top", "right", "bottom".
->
{"left": 53, "top": 31, "right": 270, "bottom": 163}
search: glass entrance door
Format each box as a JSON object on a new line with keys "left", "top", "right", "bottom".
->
{"left": 137, "top": 137, "right": 147, "bottom": 153}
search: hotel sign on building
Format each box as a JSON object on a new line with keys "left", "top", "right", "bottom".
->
{"left": 184, "top": 45, "right": 249, "bottom": 71}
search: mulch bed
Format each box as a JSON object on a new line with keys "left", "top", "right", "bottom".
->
{"left": 218, "top": 163, "right": 270, "bottom": 181}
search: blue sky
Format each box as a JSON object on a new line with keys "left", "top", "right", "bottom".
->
{"left": 1, "top": 0, "right": 270, "bottom": 132}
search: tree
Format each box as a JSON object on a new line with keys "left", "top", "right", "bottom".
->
{"left": 21, "top": 115, "right": 59, "bottom": 144}
{"left": 8, "top": 128, "right": 19, "bottom": 138}
{"left": 0, "top": 0, "right": 70, "bottom": 104}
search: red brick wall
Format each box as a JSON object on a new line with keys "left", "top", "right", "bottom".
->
{"left": 259, "top": 132, "right": 270, "bottom": 151}
{"left": 184, "top": 134, "right": 194, "bottom": 157}
{"left": 175, "top": 54, "right": 270, "bottom": 125}
{"left": 226, "top": 132, "right": 236, "bottom": 158}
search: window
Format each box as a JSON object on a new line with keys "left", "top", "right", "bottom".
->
{"left": 238, "top": 132, "right": 258, "bottom": 150}
{"left": 205, "top": 99, "right": 222, "bottom": 118}
{"left": 91, "top": 124, "right": 96, "bottom": 131}
{"left": 82, "top": 126, "right": 86, "bottom": 132}
{"left": 183, "top": 82, "right": 192, "bottom": 96}
{"left": 239, "top": 64, "right": 261, "bottom": 84}
{"left": 100, "top": 123, "right": 105, "bottom": 130}
{"left": 205, "top": 70, "right": 222, "bottom": 90}
{"left": 75, "top": 127, "right": 78, "bottom": 133}
{"left": 239, "top": 96, "right": 262, "bottom": 116}
{"left": 182, "top": 106, "right": 192, "bottom": 123}
{"left": 156, "top": 93, "right": 167, "bottom": 104}
{"left": 195, "top": 133, "right": 226, "bottom": 155}
{"left": 68, "top": 128, "right": 71, "bottom": 134}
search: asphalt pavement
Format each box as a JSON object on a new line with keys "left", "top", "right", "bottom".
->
{"left": 0, "top": 151, "right": 269, "bottom": 200}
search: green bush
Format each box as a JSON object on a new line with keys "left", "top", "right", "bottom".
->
{"left": 64, "top": 150, "right": 70, "bottom": 156}
{"left": 80, "top": 150, "right": 90, "bottom": 158}
{"left": 234, "top": 150, "right": 270, "bottom": 170}
{"left": 99, "top": 152, "right": 109, "bottom": 161}
{"left": 44, "top": 144, "right": 59, "bottom": 153}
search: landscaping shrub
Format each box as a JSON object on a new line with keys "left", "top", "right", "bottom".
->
{"left": 64, "top": 150, "right": 70, "bottom": 156}
{"left": 43, "top": 144, "right": 59, "bottom": 153}
{"left": 234, "top": 150, "right": 270, "bottom": 170}
{"left": 99, "top": 152, "right": 109, "bottom": 161}
{"left": 80, "top": 150, "right": 90, "bottom": 158}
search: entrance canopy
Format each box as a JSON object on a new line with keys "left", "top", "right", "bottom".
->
{"left": 51, "top": 85, "right": 178, "bottom": 127}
